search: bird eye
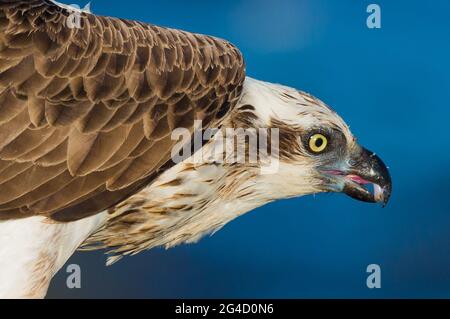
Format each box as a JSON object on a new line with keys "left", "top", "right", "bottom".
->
{"left": 308, "top": 133, "right": 328, "bottom": 153}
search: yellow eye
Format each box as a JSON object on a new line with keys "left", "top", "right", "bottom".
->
{"left": 309, "top": 133, "right": 328, "bottom": 153}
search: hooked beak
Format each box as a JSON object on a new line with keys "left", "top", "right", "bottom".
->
{"left": 323, "top": 147, "right": 392, "bottom": 206}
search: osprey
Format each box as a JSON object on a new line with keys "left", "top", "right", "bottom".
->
{"left": 0, "top": 0, "right": 392, "bottom": 298}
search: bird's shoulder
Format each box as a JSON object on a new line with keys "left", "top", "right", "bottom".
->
{"left": 0, "top": 0, "right": 246, "bottom": 222}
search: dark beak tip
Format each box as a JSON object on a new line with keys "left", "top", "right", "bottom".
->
{"left": 379, "top": 170, "right": 392, "bottom": 207}
{"left": 343, "top": 147, "right": 392, "bottom": 207}
{"left": 381, "top": 185, "right": 392, "bottom": 208}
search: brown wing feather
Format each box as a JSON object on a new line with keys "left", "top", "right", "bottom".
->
{"left": 0, "top": 0, "right": 245, "bottom": 221}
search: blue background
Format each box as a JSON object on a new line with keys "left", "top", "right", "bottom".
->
{"left": 47, "top": 0, "right": 450, "bottom": 298}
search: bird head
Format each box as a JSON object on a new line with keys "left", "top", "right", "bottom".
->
{"left": 236, "top": 78, "right": 392, "bottom": 206}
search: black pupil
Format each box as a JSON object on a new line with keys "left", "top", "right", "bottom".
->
{"left": 315, "top": 137, "right": 324, "bottom": 148}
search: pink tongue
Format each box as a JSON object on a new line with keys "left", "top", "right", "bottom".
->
{"left": 346, "top": 174, "right": 371, "bottom": 185}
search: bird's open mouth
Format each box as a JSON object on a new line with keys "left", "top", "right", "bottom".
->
{"left": 323, "top": 170, "right": 389, "bottom": 205}
{"left": 321, "top": 147, "right": 392, "bottom": 206}
{"left": 345, "top": 174, "right": 385, "bottom": 203}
